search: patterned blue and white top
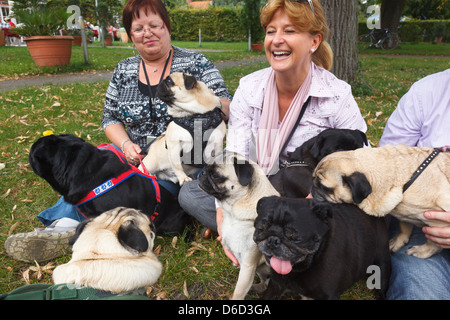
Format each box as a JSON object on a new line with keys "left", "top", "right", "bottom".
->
{"left": 102, "top": 46, "right": 232, "bottom": 148}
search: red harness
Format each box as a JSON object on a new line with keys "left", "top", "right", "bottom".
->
{"left": 75, "top": 143, "right": 161, "bottom": 220}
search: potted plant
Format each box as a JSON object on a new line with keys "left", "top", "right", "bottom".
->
{"left": 95, "top": 2, "right": 114, "bottom": 48}
{"left": 433, "top": 21, "right": 446, "bottom": 44}
{"left": 66, "top": 28, "right": 82, "bottom": 46}
{"left": 104, "top": 33, "right": 113, "bottom": 46}
{"left": 11, "top": 0, "right": 73, "bottom": 67}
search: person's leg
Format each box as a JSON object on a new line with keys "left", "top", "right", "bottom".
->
{"left": 37, "top": 196, "right": 84, "bottom": 226}
{"left": 387, "top": 220, "right": 450, "bottom": 300}
{"left": 178, "top": 179, "right": 217, "bottom": 232}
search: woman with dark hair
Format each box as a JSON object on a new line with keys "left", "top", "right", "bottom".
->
{"left": 103, "top": 0, "right": 231, "bottom": 164}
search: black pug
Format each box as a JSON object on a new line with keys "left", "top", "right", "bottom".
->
{"left": 29, "top": 134, "right": 190, "bottom": 236}
{"left": 269, "top": 129, "right": 368, "bottom": 198}
{"left": 254, "top": 196, "right": 390, "bottom": 300}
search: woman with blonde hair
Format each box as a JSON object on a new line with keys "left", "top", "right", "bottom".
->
{"left": 179, "top": 0, "right": 367, "bottom": 245}
{"left": 260, "top": 0, "right": 333, "bottom": 71}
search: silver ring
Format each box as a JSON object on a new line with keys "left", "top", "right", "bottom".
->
{"left": 130, "top": 157, "right": 135, "bottom": 161}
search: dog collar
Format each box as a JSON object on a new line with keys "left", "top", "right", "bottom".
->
{"left": 402, "top": 148, "right": 441, "bottom": 193}
{"left": 172, "top": 107, "right": 225, "bottom": 167}
{"left": 75, "top": 144, "right": 161, "bottom": 220}
{"left": 280, "top": 160, "right": 310, "bottom": 169}
{"left": 173, "top": 107, "right": 225, "bottom": 133}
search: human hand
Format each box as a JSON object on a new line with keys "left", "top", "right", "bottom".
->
{"left": 122, "top": 140, "right": 142, "bottom": 165}
{"left": 216, "top": 207, "right": 240, "bottom": 267}
{"left": 423, "top": 211, "right": 450, "bottom": 249}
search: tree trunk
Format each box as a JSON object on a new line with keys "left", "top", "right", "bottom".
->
{"left": 381, "top": 0, "right": 404, "bottom": 33}
{"left": 321, "top": 0, "right": 359, "bottom": 83}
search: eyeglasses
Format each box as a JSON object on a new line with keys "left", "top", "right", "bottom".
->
{"left": 131, "top": 23, "right": 164, "bottom": 36}
{"left": 291, "top": 0, "right": 315, "bottom": 16}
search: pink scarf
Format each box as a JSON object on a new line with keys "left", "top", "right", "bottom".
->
{"left": 256, "top": 65, "right": 312, "bottom": 175}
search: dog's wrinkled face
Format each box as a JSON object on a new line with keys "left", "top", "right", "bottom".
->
{"left": 157, "top": 72, "right": 220, "bottom": 116}
{"left": 254, "top": 197, "right": 330, "bottom": 275}
{"left": 198, "top": 152, "right": 255, "bottom": 202}
{"left": 70, "top": 207, "right": 156, "bottom": 257}
{"left": 312, "top": 153, "right": 372, "bottom": 205}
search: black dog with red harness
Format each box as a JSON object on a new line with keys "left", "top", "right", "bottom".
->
{"left": 29, "top": 134, "right": 190, "bottom": 235}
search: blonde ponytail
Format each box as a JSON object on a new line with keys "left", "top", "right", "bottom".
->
{"left": 312, "top": 40, "right": 333, "bottom": 70}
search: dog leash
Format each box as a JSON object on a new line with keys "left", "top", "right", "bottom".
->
{"left": 402, "top": 148, "right": 441, "bottom": 192}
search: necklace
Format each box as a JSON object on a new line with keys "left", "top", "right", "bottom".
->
{"left": 143, "top": 50, "right": 172, "bottom": 73}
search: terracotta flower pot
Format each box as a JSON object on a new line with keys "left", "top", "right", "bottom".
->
{"left": 71, "top": 35, "right": 82, "bottom": 46}
{"left": 251, "top": 43, "right": 264, "bottom": 52}
{"left": 24, "top": 35, "right": 74, "bottom": 67}
{"left": 104, "top": 36, "right": 113, "bottom": 46}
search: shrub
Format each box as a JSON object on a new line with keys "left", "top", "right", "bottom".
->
{"left": 168, "top": 7, "right": 247, "bottom": 42}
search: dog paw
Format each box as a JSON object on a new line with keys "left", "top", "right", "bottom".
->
{"left": 405, "top": 243, "right": 441, "bottom": 259}
{"left": 179, "top": 176, "right": 192, "bottom": 186}
{"left": 389, "top": 235, "right": 409, "bottom": 253}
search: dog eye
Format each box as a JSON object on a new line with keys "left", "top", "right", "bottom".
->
{"left": 258, "top": 218, "right": 271, "bottom": 231}
{"left": 284, "top": 228, "right": 301, "bottom": 241}
{"left": 318, "top": 181, "right": 334, "bottom": 194}
{"left": 166, "top": 78, "right": 174, "bottom": 86}
{"left": 211, "top": 172, "right": 226, "bottom": 183}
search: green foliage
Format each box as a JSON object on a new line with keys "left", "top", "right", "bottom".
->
{"left": 358, "top": 20, "right": 450, "bottom": 43}
{"left": 403, "top": 0, "right": 450, "bottom": 20}
{"left": 169, "top": 7, "right": 247, "bottom": 42}
{"left": 242, "top": 0, "right": 265, "bottom": 43}
{"left": 10, "top": 0, "right": 71, "bottom": 36}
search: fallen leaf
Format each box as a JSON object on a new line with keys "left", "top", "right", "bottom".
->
{"left": 190, "top": 266, "right": 199, "bottom": 273}
{"left": 1, "top": 188, "right": 11, "bottom": 199}
{"left": 171, "top": 236, "right": 178, "bottom": 248}
{"left": 156, "top": 291, "right": 167, "bottom": 300}
{"left": 82, "top": 122, "right": 98, "bottom": 128}
{"left": 22, "top": 268, "right": 31, "bottom": 284}
{"left": 183, "top": 281, "right": 190, "bottom": 298}
{"left": 8, "top": 221, "right": 21, "bottom": 237}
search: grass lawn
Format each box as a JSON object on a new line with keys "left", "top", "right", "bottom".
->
{"left": 0, "top": 41, "right": 449, "bottom": 300}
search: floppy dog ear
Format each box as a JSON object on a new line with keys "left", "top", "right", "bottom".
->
{"left": 342, "top": 172, "right": 372, "bottom": 204}
{"left": 183, "top": 73, "right": 198, "bottom": 90}
{"left": 354, "top": 130, "right": 368, "bottom": 147}
{"left": 309, "top": 136, "right": 323, "bottom": 160}
{"left": 69, "top": 219, "right": 92, "bottom": 245}
{"left": 256, "top": 196, "right": 276, "bottom": 215}
{"left": 233, "top": 157, "right": 254, "bottom": 187}
{"left": 118, "top": 221, "right": 149, "bottom": 253}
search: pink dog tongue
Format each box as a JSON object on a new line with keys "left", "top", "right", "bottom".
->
{"left": 270, "top": 256, "right": 292, "bottom": 275}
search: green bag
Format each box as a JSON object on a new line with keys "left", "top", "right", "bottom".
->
{"left": 0, "top": 283, "right": 150, "bottom": 300}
